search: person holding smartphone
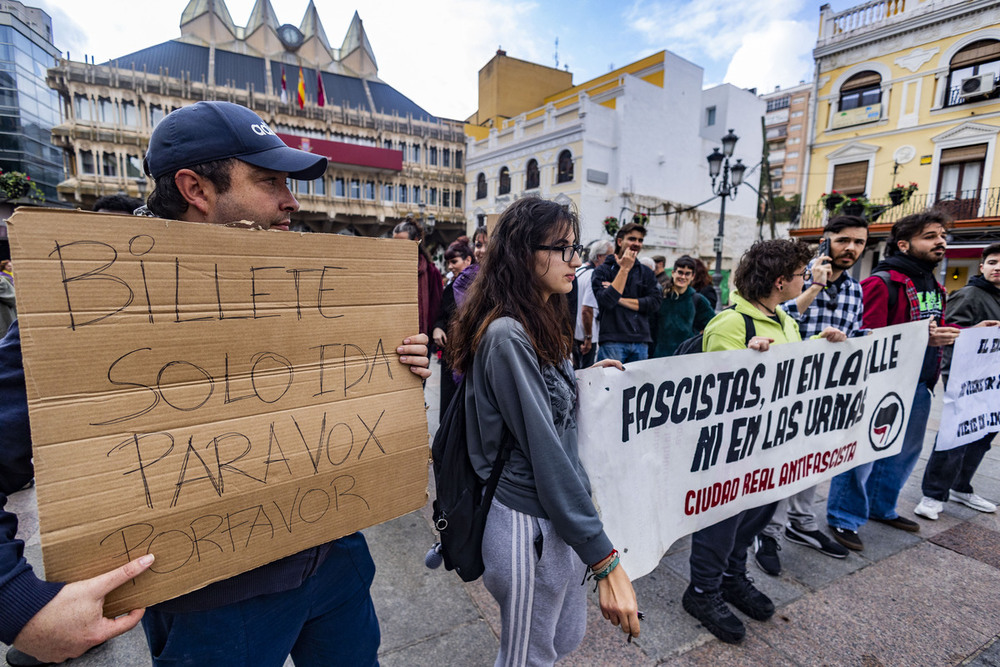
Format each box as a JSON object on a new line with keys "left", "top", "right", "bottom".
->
{"left": 752, "top": 216, "right": 870, "bottom": 576}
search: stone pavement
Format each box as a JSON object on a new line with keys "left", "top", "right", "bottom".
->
{"left": 5, "top": 367, "right": 1000, "bottom": 666}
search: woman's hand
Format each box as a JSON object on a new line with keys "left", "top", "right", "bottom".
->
{"left": 397, "top": 334, "right": 431, "bottom": 379}
{"left": 748, "top": 336, "right": 775, "bottom": 352}
{"left": 432, "top": 327, "right": 447, "bottom": 348}
{"left": 596, "top": 564, "right": 640, "bottom": 639}
{"left": 819, "top": 326, "right": 847, "bottom": 342}
{"left": 588, "top": 359, "right": 624, "bottom": 371}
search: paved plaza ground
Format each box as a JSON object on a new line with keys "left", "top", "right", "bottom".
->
{"left": 5, "top": 368, "right": 1000, "bottom": 666}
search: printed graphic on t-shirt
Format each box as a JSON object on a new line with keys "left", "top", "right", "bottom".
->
{"left": 542, "top": 364, "right": 577, "bottom": 433}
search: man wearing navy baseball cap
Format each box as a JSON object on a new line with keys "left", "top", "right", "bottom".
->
{"left": 0, "top": 101, "right": 431, "bottom": 667}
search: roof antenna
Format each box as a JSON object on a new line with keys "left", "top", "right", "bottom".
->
{"left": 554, "top": 37, "right": 559, "bottom": 69}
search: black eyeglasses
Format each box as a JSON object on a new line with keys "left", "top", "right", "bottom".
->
{"left": 536, "top": 244, "right": 584, "bottom": 262}
{"left": 792, "top": 269, "right": 812, "bottom": 281}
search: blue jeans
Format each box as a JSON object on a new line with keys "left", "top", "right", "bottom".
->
{"left": 142, "top": 539, "right": 380, "bottom": 667}
{"left": 827, "top": 382, "right": 932, "bottom": 531}
{"left": 597, "top": 341, "right": 648, "bottom": 363}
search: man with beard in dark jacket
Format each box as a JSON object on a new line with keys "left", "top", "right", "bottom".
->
{"left": 591, "top": 222, "right": 661, "bottom": 363}
{"left": 914, "top": 242, "right": 1000, "bottom": 520}
{"left": 826, "top": 211, "right": 964, "bottom": 551}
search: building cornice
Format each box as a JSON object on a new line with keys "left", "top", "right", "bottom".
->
{"left": 814, "top": 0, "right": 1000, "bottom": 63}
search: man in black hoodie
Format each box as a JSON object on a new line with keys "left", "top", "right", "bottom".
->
{"left": 915, "top": 242, "right": 1000, "bottom": 520}
{"left": 591, "top": 222, "right": 662, "bottom": 363}
{"left": 826, "top": 211, "right": 963, "bottom": 551}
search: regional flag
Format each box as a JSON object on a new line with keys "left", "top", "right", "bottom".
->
{"left": 297, "top": 67, "right": 306, "bottom": 109}
{"left": 317, "top": 70, "right": 326, "bottom": 108}
{"left": 280, "top": 66, "right": 288, "bottom": 104}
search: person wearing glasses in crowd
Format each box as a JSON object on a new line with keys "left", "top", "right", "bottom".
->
{"left": 449, "top": 197, "right": 640, "bottom": 664}
{"left": 652, "top": 255, "right": 714, "bottom": 358}
{"left": 683, "top": 239, "right": 846, "bottom": 645}
{"left": 752, "top": 216, "right": 869, "bottom": 575}
{"left": 591, "top": 222, "right": 662, "bottom": 363}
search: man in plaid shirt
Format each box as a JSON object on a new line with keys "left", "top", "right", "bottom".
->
{"left": 753, "top": 216, "right": 869, "bottom": 576}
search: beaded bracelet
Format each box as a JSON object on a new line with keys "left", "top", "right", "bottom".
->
{"left": 592, "top": 552, "right": 620, "bottom": 581}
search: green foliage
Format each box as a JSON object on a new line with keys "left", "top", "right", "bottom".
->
{"left": 0, "top": 169, "right": 43, "bottom": 202}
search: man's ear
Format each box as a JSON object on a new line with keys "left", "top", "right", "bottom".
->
{"left": 896, "top": 239, "right": 910, "bottom": 254}
{"left": 173, "top": 169, "right": 213, "bottom": 219}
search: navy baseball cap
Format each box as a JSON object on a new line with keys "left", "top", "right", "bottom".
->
{"left": 143, "top": 101, "right": 327, "bottom": 180}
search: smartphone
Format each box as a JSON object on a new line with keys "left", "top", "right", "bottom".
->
{"left": 817, "top": 238, "right": 831, "bottom": 264}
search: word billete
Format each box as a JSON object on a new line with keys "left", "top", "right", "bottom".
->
{"left": 621, "top": 332, "right": 903, "bottom": 473}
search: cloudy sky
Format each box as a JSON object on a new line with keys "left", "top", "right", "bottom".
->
{"left": 36, "top": 0, "right": 847, "bottom": 120}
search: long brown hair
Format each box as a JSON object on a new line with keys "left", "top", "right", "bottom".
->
{"left": 449, "top": 197, "right": 578, "bottom": 373}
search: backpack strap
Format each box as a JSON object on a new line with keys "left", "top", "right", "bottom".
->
{"left": 741, "top": 312, "right": 756, "bottom": 345}
{"left": 872, "top": 271, "right": 898, "bottom": 313}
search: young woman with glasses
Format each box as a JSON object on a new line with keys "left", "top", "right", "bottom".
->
{"left": 449, "top": 197, "right": 639, "bottom": 663}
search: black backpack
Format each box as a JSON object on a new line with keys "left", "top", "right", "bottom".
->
{"left": 673, "top": 306, "right": 757, "bottom": 355}
{"left": 430, "top": 366, "right": 514, "bottom": 582}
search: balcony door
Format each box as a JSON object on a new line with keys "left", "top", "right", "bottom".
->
{"left": 937, "top": 144, "right": 985, "bottom": 220}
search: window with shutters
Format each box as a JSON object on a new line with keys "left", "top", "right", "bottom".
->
{"left": 525, "top": 159, "right": 540, "bottom": 189}
{"left": 839, "top": 71, "right": 881, "bottom": 111}
{"left": 476, "top": 173, "right": 487, "bottom": 200}
{"left": 557, "top": 150, "right": 574, "bottom": 183}
{"left": 936, "top": 144, "right": 986, "bottom": 219}
{"left": 498, "top": 166, "right": 510, "bottom": 195}
{"left": 946, "top": 40, "right": 1000, "bottom": 107}
{"left": 831, "top": 161, "right": 868, "bottom": 196}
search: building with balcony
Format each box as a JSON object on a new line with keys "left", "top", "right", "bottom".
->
{"left": 799, "top": 0, "right": 1000, "bottom": 291}
{"left": 464, "top": 49, "right": 764, "bottom": 274}
{"left": 760, "top": 81, "right": 812, "bottom": 200}
{"left": 44, "top": 0, "right": 466, "bottom": 244}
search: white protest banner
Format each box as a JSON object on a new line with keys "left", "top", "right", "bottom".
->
{"left": 577, "top": 320, "right": 927, "bottom": 580}
{"left": 937, "top": 328, "right": 1000, "bottom": 451}
{"left": 8, "top": 208, "right": 428, "bottom": 615}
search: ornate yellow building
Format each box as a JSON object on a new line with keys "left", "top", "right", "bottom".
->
{"left": 45, "top": 0, "right": 466, "bottom": 242}
{"left": 799, "top": 0, "right": 1000, "bottom": 290}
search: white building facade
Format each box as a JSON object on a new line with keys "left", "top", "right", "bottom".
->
{"left": 464, "top": 50, "right": 764, "bottom": 271}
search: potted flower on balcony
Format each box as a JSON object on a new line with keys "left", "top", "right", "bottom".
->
{"left": 632, "top": 212, "right": 649, "bottom": 226}
{"left": 839, "top": 195, "right": 869, "bottom": 218}
{"left": 0, "top": 170, "right": 42, "bottom": 203}
{"left": 820, "top": 190, "right": 845, "bottom": 211}
{"left": 888, "top": 182, "right": 918, "bottom": 206}
{"left": 603, "top": 216, "right": 620, "bottom": 237}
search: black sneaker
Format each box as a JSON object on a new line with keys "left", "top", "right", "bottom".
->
{"left": 682, "top": 584, "right": 746, "bottom": 644}
{"left": 5, "top": 647, "right": 54, "bottom": 667}
{"left": 830, "top": 526, "right": 864, "bottom": 551}
{"left": 721, "top": 573, "right": 775, "bottom": 621}
{"left": 753, "top": 534, "right": 781, "bottom": 575}
{"left": 785, "top": 525, "right": 849, "bottom": 558}
{"left": 870, "top": 515, "right": 920, "bottom": 532}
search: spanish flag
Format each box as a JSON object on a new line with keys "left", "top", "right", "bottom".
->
{"left": 297, "top": 67, "right": 306, "bottom": 109}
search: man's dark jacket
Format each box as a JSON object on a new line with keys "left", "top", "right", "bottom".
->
{"left": 592, "top": 255, "right": 662, "bottom": 344}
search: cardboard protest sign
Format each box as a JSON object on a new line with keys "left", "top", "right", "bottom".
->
{"left": 577, "top": 321, "right": 927, "bottom": 580}
{"left": 8, "top": 208, "right": 428, "bottom": 615}
{"left": 938, "top": 328, "right": 1000, "bottom": 451}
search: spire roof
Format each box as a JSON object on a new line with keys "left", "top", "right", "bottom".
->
{"left": 245, "top": 0, "right": 279, "bottom": 34}
{"left": 340, "top": 11, "right": 377, "bottom": 69}
{"left": 299, "top": 0, "right": 331, "bottom": 49}
{"left": 180, "top": 0, "right": 237, "bottom": 36}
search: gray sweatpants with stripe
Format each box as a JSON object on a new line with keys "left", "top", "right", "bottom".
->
{"left": 481, "top": 499, "right": 588, "bottom": 667}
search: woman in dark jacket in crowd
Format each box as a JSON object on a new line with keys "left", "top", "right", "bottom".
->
{"left": 432, "top": 240, "right": 477, "bottom": 416}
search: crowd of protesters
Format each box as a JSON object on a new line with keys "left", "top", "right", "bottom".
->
{"left": 2, "top": 102, "right": 999, "bottom": 666}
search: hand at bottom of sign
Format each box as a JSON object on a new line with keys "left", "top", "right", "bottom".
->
{"left": 13, "top": 554, "right": 154, "bottom": 663}
{"left": 597, "top": 565, "right": 640, "bottom": 639}
{"left": 748, "top": 336, "right": 776, "bottom": 352}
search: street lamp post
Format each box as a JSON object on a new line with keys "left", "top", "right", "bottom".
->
{"left": 706, "top": 129, "right": 747, "bottom": 307}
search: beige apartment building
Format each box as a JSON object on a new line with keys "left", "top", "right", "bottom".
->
{"left": 760, "top": 81, "right": 812, "bottom": 201}
{"left": 44, "top": 0, "right": 466, "bottom": 242}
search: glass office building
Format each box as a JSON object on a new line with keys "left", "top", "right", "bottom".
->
{"left": 0, "top": 3, "right": 62, "bottom": 204}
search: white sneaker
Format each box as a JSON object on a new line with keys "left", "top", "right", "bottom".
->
{"left": 914, "top": 497, "right": 944, "bottom": 520}
{"left": 950, "top": 491, "right": 997, "bottom": 513}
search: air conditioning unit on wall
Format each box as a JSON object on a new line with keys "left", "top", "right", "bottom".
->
{"left": 959, "top": 73, "right": 997, "bottom": 99}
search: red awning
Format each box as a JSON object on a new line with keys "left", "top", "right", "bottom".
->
{"left": 277, "top": 133, "right": 403, "bottom": 172}
{"left": 947, "top": 246, "right": 986, "bottom": 259}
